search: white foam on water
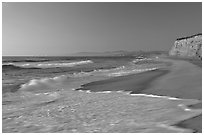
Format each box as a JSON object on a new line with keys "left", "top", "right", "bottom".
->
{"left": 178, "top": 104, "right": 184, "bottom": 107}
{"left": 36, "top": 60, "right": 93, "bottom": 68}
{"left": 86, "top": 90, "right": 91, "bottom": 93}
{"left": 21, "top": 63, "right": 30, "bottom": 66}
{"left": 96, "top": 91, "right": 112, "bottom": 93}
{"left": 53, "top": 75, "right": 67, "bottom": 81}
{"left": 20, "top": 74, "right": 71, "bottom": 91}
{"left": 53, "top": 76, "right": 61, "bottom": 80}
{"left": 157, "top": 123, "right": 190, "bottom": 132}
{"left": 21, "top": 78, "right": 51, "bottom": 90}
{"left": 77, "top": 90, "right": 83, "bottom": 92}
{"left": 108, "top": 67, "right": 159, "bottom": 77}
{"left": 168, "top": 97, "right": 180, "bottom": 100}
{"left": 184, "top": 108, "right": 191, "bottom": 111}
{"left": 129, "top": 93, "right": 181, "bottom": 100}
{"left": 21, "top": 79, "right": 38, "bottom": 88}
{"left": 41, "top": 78, "right": 49, "bottom": 83}
{"left": 72, "top": 71, "right": 92, "bottom": 77}
{"left": 116, "top": 91, "right": 123, "bottom": 93}
{"left": 177, "top": 104, "right": 192, "bottom": 112}
{"left": 132, "top": 58, "right": 152, "bottom": 63}
{"left": 16, "top": 60, "right": 93, "bottom": 68}
{"left": 3, "top": 63, "right": 14, "bottom": 65}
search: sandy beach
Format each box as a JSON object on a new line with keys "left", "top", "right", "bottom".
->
{"left": 2, "top": 57, "right": 202, "bottom": 133}
{"left": 79, "top": 57, "right": 202, "bottom": 132}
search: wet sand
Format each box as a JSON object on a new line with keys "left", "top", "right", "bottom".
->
{"left": 78, "top": 58, "right": 202, "bottom": 132}
{"left": 175, "top": 115, "right": 202, "bottom": 133}
{"left": 77, "top": 69, "right": 170, "bottom": 93}
{"left": 143, "top": 59, "right": 202, "bottom": 100}
{"left": 146, "top": 59, "right": 202, "bottom": 133}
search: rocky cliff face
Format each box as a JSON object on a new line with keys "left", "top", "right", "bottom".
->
{"left": 169, "top": 33, "right": 202, "bottom": 59}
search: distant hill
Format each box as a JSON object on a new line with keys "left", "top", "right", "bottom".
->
{"left": 70, "top": 50, "right": 167, "bottom": 57}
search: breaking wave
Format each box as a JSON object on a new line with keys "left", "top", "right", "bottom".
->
{"left": 20, "top": 75, "right": 67, "bottom": 91}
{"left": 2, "top": 64, "right": 40, "bottom": 71}
{"left": 3, "top": 59, "right": 50, "bottom": 63}
{"left": 3, "top": 60, "right": 93, "bottom": 69}
{"left": 132, "top": 58, "right": 153, "bottom": 63}
{"left": 35, "top": 60, "right": 93, "bottom": 68}
{"left": 20, "top": 65, "right": 159, "bottom": 91}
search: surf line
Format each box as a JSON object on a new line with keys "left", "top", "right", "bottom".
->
{"left": 75, "top": 89, "right": 202, "bottom": 113}
{"left": 76, "top": 88, "right": 182, "bottom": 100}
{"left": 19, "top": 64, "right": 162, "bottom": 91}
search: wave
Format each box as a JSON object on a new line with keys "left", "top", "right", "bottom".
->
{"left": 35, "top": 60, "right": 93, "bottom": 68}
{"left": 19, "top": 65, "right": 160, "bottom": 92}
{"left": 2, "top": 64, "right": 40, "bottom": 71}
{"left": 132, "top": 58, "right": 153, "bottom": 63}
{"left": 3, "top": 60, "right": 94, "bottom": 70}
{"left": 19, "top": 75, "right": 69, "bottom": 92}
{"left": 108, "top": 67, "right": 158, "bottom": 77}
{"left": 3, "top": 59, "right": 49, "bottom": 63}
{"left": 4, "top": 60, "right": 94, "bottom": 69}
{"left": 18, "top": 58, "right": 164, "bottom": 92}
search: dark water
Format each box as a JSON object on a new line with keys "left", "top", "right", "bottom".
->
{"left": 2, "top": 56, "right": 135, "bottom": 93}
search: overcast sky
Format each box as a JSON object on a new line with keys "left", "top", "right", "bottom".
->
{"left": 3, "top": 2, "right": 202, "bottom": 56}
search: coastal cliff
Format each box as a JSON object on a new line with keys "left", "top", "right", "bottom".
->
{"left": 169, "top": 33, "right": 202, "bottom": 59}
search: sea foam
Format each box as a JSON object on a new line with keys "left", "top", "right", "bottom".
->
{"left": 36, "top": 60, "right": 93, "bottom": 68}
{"left": 7, "top": 60, "right": 93, "bottom": 69}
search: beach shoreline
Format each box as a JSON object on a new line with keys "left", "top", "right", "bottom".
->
{"left": 77, "top": 69, "right": 170, "bottom": 93}
{"left": 77, "top": 58, "right": 202, "bottom": 132}
{"left": 2, "top": 57, "right": 201, "bottom": 133}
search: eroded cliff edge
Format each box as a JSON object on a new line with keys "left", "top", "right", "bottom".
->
{"left": 169, "top": 33, "right": 202, "bottom": 59}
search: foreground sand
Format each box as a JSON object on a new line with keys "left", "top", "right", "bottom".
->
{"left": 3, "top": 88, "right": 201, "bottom": 133}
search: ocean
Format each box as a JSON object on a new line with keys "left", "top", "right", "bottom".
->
{"left": 2, "top": 56, "right": 162, "bottom": 94}
{"left": 2, "top": 56, "right": 201, "bottom": 133}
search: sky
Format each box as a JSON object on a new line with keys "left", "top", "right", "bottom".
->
{"left": 2, "top": 2, "right": 202, "bottom": 56}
